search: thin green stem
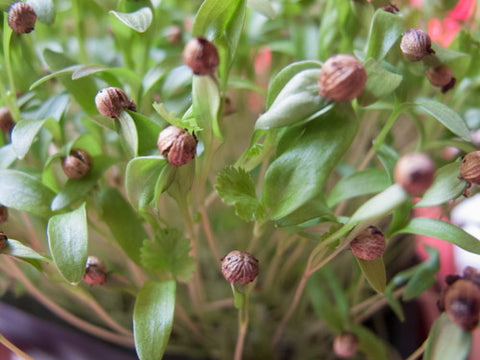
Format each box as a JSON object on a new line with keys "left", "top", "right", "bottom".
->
{"left": 72, "top": 0, "right": 87, "bottom": 63}
{"left": 2, "top": 18, "right": 20, "bottom": 122}
{"left": 0, "top": 333, "right": 34, "bottom": 360}
{"left": 233, "top": 285, "right": 250, "bottom": 360}
{"left": 373, "top": 100, "right": 406, "bottom": 152}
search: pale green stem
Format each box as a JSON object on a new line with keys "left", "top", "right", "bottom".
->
{"left": 0, "top": 333, "right": 34, "bottom": 360}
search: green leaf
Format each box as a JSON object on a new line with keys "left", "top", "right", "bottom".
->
{"left": 192, "top": 75, "right": 221, "bottom": 143}
{"left": 256, "top": 69, "right": 332, "bottom": 129}
{"left": 262, "top": 105, "right": 357, "bottom": 220}
{"left": 125, "top": 156, "right": 169, "bottom": 211}
{"left": 424, "top": 313, "right": 471, "bottom": 360}
{"left": 415, "top": 99, "right": 471, "bottom": 141}
{"left": 51, "top": 156, "right": 116, "bottom": 211}
{"left": 26, "top": 0, "right": 55, "bottom": 24}
{"left": 357, "top": 257, "right": 386, "bottom": 294}
{"left": 99, "top": 188, "right": 147, "bottom": 265}
{"left": 141, "top": 228, "right": 195, "bottom": 282}
{"left": 192, "top": 0, "right": 247, "bottom": 89}
{"left": 215, "top": 166, "right": 264, "bottom": 222}
{"left": 47, "top": 203, "right": 88, "bottom": 283}
{"left": 0, "top": 145, "right": 17, "bottom": 169}
{"left": 365, "top": 9, "right": 404, "bottom": 61}
{"left": 109, "top": 7, "right": 153, "bottom": 33}
{"left": 357, "top": 58, "right": 403, "bottom": 106}
{"left": 266, "top": 61, "right": 322, "bottom": 108}
{"left": 415, "top": 162, "right": 466, "bottom": 208}
{"left": 0, "top": 170, "right": 55, "bottom": 218}
{"left": 375, "top": 143, "right": 398, "bottom": 182}
{"left": 403, "top": 246, "right": 439, "bottom": 300}
{"left": 152, "top": 103, "right": 202, "bottom": 132}
{"left": 128, "top": 111, "right": 162, "bottom": 155}
{"left": 247, "top": 0, "right": 276, "bottom": 19}
{"left": 327, "top": 168, "right": 391, "bottom": 207}
{"left": 395, "top": 218, "right": 480, "bottom": 254}
{"left": 275, "top": 197, "right": 334, "bottom": 228}
{"left": 348, "top": 184, "right": 409, "bottom": 224}
{"left": 384, "top": 287, "right": 404, "bottom": 321}
{"left": 351, "top": 324, "right": 389, "bottom": 360}
{"left": 11, "top": 119, "right": 47, "bottom": 159}
{"left": 134, "top": 281, "right": 176, "bottom": 360}
{"left": 3, "top": 239, "right": 51, "bottom": 270}
{"left": 117, "top": 111, "right": 138, "bottom": 157}
{"left": 42, "top": 50, "right": 98, "bottom": 115}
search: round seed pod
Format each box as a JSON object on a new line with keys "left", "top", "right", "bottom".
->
{"left": 157, "top": 126, "right": 197, "bottom": 167}
{"left": 426, "top": 65, "right": 456, "bottom": 93}
{"left": 0, "top": 107, "right": 15, "bottom": 134}
{"left": 0, "top": 206, "right": 8, "bottom": 225}
{"left": 62, "top": 149, "right": 93, "bottom": 179}
{"left": 333, "top": 333, "right": 359, "bottom": 359}
{"left": 393, "top": 152, "right": 436, "bottom": 196}
{"left": 8, "top": 2, "right": 37, "bottom": 34}
{"left": 318, "top": 54, "right": 367, "bottom": 102}
{"left": 95, "top": 87, "right": 136, "bottom": 118}
{"left": 182, "top": 37, "right": 219, "bottom": 75}
{"left": 165, "top": 25, "right": 182, "bottom": 45}
{"left": 444, "top": 279, "right": 480, "bottom": 331}
{"left": 0, "top": 231, "right": 8, "bottom": 251}
{"left": 459, "top": 151, "right": 480, "bottom": 185}
{"left": 400, "top": 28, "right": 435, "bottom": 61}
{"left": 383, "top": 3, "right": 399, "bottom": 13}
{"left": 221, "top": 250, "right": 259, "bottom": 285}
{"left": 350, "top": 225, "right": 386, "bottom": 261}
{"left": 83, "top": 256, "right": 107, "bottom": 286}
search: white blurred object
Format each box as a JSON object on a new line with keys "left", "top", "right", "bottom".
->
{"left": 451, "top": 194, "right": 480, "bottom": 272}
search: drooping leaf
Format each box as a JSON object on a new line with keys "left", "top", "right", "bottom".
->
{"left": 140, "top": 228, "right": 195, "bottom": 282}
{"left": 0, "top": 170, "right": 55, "bottom": 218}
{"left": 262, "top": 105, "right": 357, "bottom": 220}
{"left": 109, "top": 7, "right": 153, "bottom": 33}
{"left": 47, "top": 203, "right": 88, "bottom": 283}
{"left": 0, "top": 145, "right": 17, "bottom": 169}
{"left": 424, "top": 313, "right": 471, "bottom": 360}
{"left": 134, "top": 281, "right": 176, "bottom": 360}
{"left": 51, "top": 156, "right": 116, "bottom": 211}
{"left": 395, "top": 218, "right": 480, "bottom": 254}
{"left": 415, "top": 99, "right": 471, "bottom": 141}
{"left": 3, "top": 239, "right": 51, "bottom": 270}
{"left": 415, "top": 162, "right": 466, "bottom": 207}
{"left": 98, "top": 187, "right": 147, "bottom": 265}
{"left": 327, "top": 168, "right": 391, "bottom": 207}
{"left": 256, "top": 69, "right": 332, "bottom": 129}
{"left": 125, "top": 156, "right": 169, "bottom": 211}
{"left": 365, "top": 9, "right": 404, "bottom": 61}
{"left": 356, "top": 257, "right": 386, "bottom": 294}
{"left": 215, "top": 166, "right": 264, "bottom": 222}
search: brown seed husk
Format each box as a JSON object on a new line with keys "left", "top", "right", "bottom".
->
{"left": 95, "top": 87, "right": 136, "bottom": 118}
{"left": 0, "top": 107, "right": 15, "bottom": 134}
{"left": 459, "top": 151, "right": 480, "bottom": 185}
{"left": 333, "top": 333, "right": 359, "bottom": 359}
{"left": 83, "top": 256, "right": 107, "bottom": 286}
{"left": 393, "top": 152, "right": 435, "bottom": 195}
{"left": 444, "top": 279, "right": 480, "bottom": 331}
{"left": 350, "top": 225, "right": 386, "bottom": 260}
{"left": 62, "top": 149, "right": 93, "bottom": 179}
{"left": 0, "top": 206, "right": 8, "bottom": 225}
{"left": 8, "top": 2, "right": 37, "bottom": 34}
{"left": 400, "top": 28, "right": 435, "bottom": 61}
{"left": 182, "top": 37, "right": 219, "bottom": 75}
{"left": 157, "top": 126, "right": 197, "bottom": 167}
{"left": 318, "top": 54, "right": 367, "bottom": 102}
{"left": 221, "top": 250, "right": 259, "bottom": 285}
{"left": 0, "top": 231, "right": 8, "bottom": 251}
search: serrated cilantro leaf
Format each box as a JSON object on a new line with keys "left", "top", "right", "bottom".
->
{"left": 215, "top": 166, "right": 265, "bottom": 222}
{"left": 152, "top": 102, "right": 202, "bottom": 132}
{"left": 140, "top": 228, "right": 196, "bottom": 282}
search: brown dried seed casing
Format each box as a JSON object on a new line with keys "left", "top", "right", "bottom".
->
{"left": 333, "top": 333, "right": 359, "bottom": 359}
{"left": 221, "top": 250, "right": 259, "bottom": 285}
{"left": 0, "top": 231, "right": 8, "bottom": 250}
{"left": 459, "top": 151, "right": 480, "bottom": 185}
{"left": 400, "top": 28, "right": 435, "bottom": 61}
{"left": 182, "top": 37, "right": 219, "bottom": 75}
{"left": 95, "top": 87, "right": 136, "bottom": 118}
{"left": 62, "top": 149, "right": 93, "bottom": 179}
{"left": 393, "top": 152, "right": 435, "bottom": 195}
{"left": 318, "top": 55, "right": 367, "bottom": 102}
{"left": 8, "top": 2, "right": 37, "bottom": 34}
{"left": 0, "top": 107, "right": 15, "bottom": 134}
{"left": 157, "top": 126, "right": 197, "bottom": 167}
{"left": 83, "top": 256, "right": 107, "bottom": 286}
{"left": 444, "top": 279, "right": 480, "bottom": 331}
{"left": 350, "top": 225, "right": 386, "bottom": 261}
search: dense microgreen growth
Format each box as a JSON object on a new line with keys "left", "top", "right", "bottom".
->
{"left": 1, "top": 0, "right": 480, "bottom": 359}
